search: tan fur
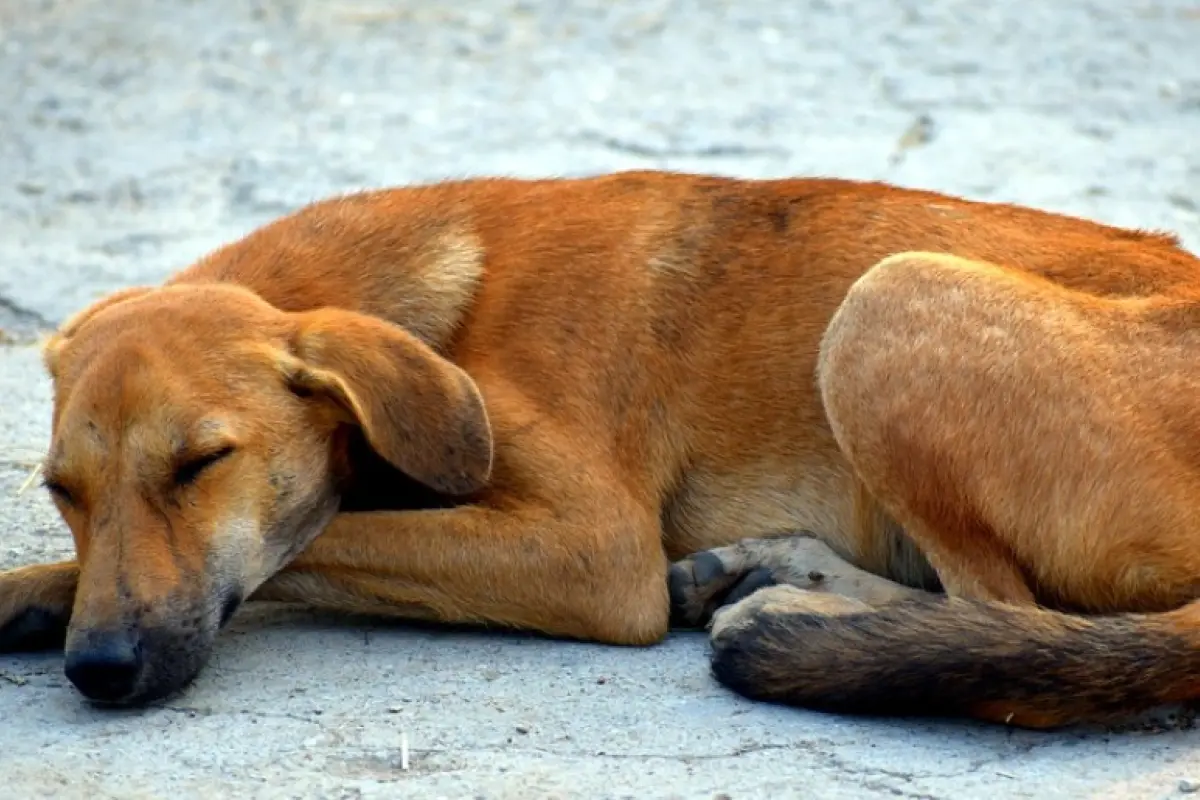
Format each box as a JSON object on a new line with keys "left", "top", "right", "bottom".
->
{"left": 822, "top": 251, "right": 1200, "bottom": 611}
{"left": 712, "top": 584, "right": 877, "bottom": 638}
{"left": 2, "top": 169, "right": 1200, "bottom": 724}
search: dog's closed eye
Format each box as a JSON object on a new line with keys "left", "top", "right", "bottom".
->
{"left": 175, "top": 445, "right": 236, "bottom": 487}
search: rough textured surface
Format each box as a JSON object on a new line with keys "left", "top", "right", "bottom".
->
{"left": 2, "top": 0, "right": 1200, "bottom": 797}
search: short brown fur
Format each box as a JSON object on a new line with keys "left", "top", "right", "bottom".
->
{"left": 3, "top": 169, "right": 1200, "bottom": 725}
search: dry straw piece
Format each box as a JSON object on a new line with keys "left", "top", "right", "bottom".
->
{"left": 2, "top": 446, "right": 47, "bottom": 497}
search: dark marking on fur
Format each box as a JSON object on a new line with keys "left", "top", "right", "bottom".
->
{"left": 218, "top": 590, "right": 243, "bottom": 628}
{"left": 0, "top": 606, "right": 70, "bottom": 652}
{"left": 768, "top": 206, "right": 790, "bottom": 233}
{"left": 650, "top": 316, "right": 685, "bottom": 350}
{"left": 722, "top": 568, "right": 778, "bottom": 607}
{"left": 883, "top": 519, "right": 943, "bottom": 591}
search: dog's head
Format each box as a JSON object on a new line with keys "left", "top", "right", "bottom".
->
{"left": 39, "top": 283, "right": 493, "bottom": 705}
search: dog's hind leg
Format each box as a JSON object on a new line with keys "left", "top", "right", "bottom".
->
{"left": 816, "top": 252, "right": 1084, "bottom": 606}
{"left": 702, "top": 251, "right": 1200, "bottom": 728}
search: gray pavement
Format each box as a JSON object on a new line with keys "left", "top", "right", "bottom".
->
{"left": 2, "top": 1, "right": 1200, "bottom": 797}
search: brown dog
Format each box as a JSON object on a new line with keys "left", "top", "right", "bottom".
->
{"left": 2, "top": 170, "right": 1198, "bottom": 729}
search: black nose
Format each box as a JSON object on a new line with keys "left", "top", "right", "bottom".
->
{"left": 64, "top": 629, "right": 143, "bottom": 703}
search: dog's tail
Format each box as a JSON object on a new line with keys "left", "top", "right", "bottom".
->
{"left": 709, "top": 592, "right": 1200, "bottom": 728}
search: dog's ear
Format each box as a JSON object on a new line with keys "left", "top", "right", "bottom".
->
{"left": 42, "top": 287, "right": 156, "bottom": 379}
{"left": 285, "top": 308, "right": 493, "bottom": 496}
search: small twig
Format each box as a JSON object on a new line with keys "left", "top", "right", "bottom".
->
{"left": 16, "top": 462, "right": 44, "bottom": 496}
{"left": 1, "top": 446, "right": 48, "bottom": 497}
{"left": 888, "top": 113, "right": 936, "bottom": 167}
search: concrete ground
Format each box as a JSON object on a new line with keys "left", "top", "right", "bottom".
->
{"left": 2, "top": 0, "right": 1200, "bottom": 797}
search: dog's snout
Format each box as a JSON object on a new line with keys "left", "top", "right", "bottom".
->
{"left": 64, "top": 628, "right": 143, "bottom": 703}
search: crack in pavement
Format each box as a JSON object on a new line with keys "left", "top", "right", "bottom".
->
{"left": 10, "top": 695, "right": 1126, "bottom": 797}
{"left": 154, "top": 703, "right": 328, "bottom": 726}
{"left": 87, "top": 701, "right": 1069, "bottom": 784}
{"left": 333, "top": 740, "right": 959, "bottom": 798}
{"left": 0, "top": 294, "right": 55, "bottom": 342}
{"left": 0, "top": 295, "right": 54, "bottom": 328}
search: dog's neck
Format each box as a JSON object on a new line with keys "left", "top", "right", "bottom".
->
{"left": 170, "top": 193, "right": 487, "bottom": 353}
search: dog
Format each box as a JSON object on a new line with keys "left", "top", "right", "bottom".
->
{"left": 2, "top": 169, "right": 1199, "bottom": 729}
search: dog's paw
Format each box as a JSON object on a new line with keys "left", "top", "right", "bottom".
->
{"left": 710, "top": 583, "right": 871, "bottom": 644}
{"left": 669, "top": 548, "right": 779, "bottom": 628}
{"left": 0, "top": 562, "right": 78, "bottom": 653}
{"left": 709, "top": 583, "right": 802, "bottom": 642}
{"left": 0, "top": 605, "right": 70, "bottom": 653}
{"left": 669, "top": 533, "right": 836, "bottom": 628}
{"left": 670, "top": 532, "right": 922, "bottom": 629}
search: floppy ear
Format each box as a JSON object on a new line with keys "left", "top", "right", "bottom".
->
{"left": 285, "top": 308, "right": 494, "bottom": 496}
{"left": 42, "top": 286, "right": 155, "bottom": 379}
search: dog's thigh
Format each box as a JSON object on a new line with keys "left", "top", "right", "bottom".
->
{"left": 817, "top": 252, "right": 1093, "bottom": 605}
{"left": 0, "top": 562, "right": 78, "bottom": 652}
{"left": 669, "top": 533, "right": 929, "bottom": 628}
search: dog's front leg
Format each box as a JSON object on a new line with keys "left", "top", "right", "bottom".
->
{"left": 0, "top": 561, "right": 79, "bottom": 652}
{"left": 251, "top": 501, "right": 670, "bottom": 646}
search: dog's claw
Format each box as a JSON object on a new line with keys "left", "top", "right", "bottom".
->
{"left": 690, "top": 551, "right": 727, "bottom": 587}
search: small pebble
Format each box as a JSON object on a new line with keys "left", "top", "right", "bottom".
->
{"left": 1179, "top": 779, "right": 1199, "bottom": 794}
